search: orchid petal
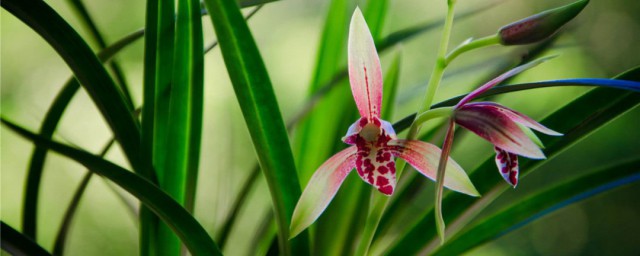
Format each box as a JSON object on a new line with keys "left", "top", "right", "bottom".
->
{"left": 348, "top": 7, "right": 383, "bottom": 120}
{"left": 469, "top": 102, "right": 562, "bottom": 136}
{"left": 494, "top": 147, "right": 519, "bottom": 187}
{"left": 290, "top": 146, "right": 357, "bottom": 238}
{"left": 389, "top": 140, "right": 480, "bottom": 197}
{"left": 455, "top": 56, "right": 555, "bottom": 107}
{"left": 342, "top": 117, "right": 367, "bottom": 145}
{"left": 380, "top": 119, "right": 398, "bottom": 140}
{"left": 455, "top": 104, "right": 545, "bottom": 159}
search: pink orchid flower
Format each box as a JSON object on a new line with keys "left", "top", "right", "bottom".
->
{"left": 289, "top": 8, "right": 479, "bottom": 238}
{"left": 452, "top": 57, "right": 563, "bottom": 187}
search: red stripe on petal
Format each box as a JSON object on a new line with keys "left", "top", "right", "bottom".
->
{"left": 348, "top": 8, "right": 383, "bottom": 119}
{"left": 456, "top": 104, "right": 545, "bottom": 159}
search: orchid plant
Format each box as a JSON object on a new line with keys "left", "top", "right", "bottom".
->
{"left": 2, "top": 0, "right": 640, "bottom": 255}
{"left": 290, "top": 9, "right": 479, "bottom": 238}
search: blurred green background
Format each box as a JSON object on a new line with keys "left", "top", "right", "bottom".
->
{"left": 2, "top": 0, "right": 639, "bottom": 255}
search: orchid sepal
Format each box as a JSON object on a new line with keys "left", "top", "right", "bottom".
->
{"left": 389, "top": 140, "right": 479, "bottom": 197}
{"left": 348, "top": 7, "right": 383, "bottom": 120}
{"left": 289, "top": 146, "right": 357, "bottom": 239}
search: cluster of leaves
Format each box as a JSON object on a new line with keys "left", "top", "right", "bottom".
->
{"left": 1, "top": 0, "right": 638, "bottom": 255}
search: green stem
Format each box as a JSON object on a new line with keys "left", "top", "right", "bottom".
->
{"left": 408, "top": 107, "right": 453, "bottom": 140}
{"left": 444, "top": 34, "right": 499, "bottom": 66}
{"left": 417, "top": 2, "right": 457, "bottom": 116}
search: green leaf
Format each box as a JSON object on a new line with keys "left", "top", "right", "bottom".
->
{"left": 67, "top": 0, "right": 134, "bottom": 108}
{"left": 385, "top": 70, "right": 640, "bottom": 255}
{"left": 202, "top": 0, "right": 310, "bottom": 254}
{"left": 433, "top": 158, "right": 640, "bottom": 255}
{"left": 1, "top": 221, "right": 51, "bottom": 256}
{"left": 152, "top": 0, "right": 205, "bottom": 253}
{"left": 18, "top": 5, "right": 145, "bottom": 242}
{"left": 1, "top": 0, "right": 142, "bottom": 170}
{"left": 381, "top": 52, "right": 402, "bottom": 120}
{"left": 52, "top": 139, "right": 116, "bottom": 256}
{"left": 216, "top": 166, "right": 261, "bottom": 249}
{"left": 1, "top": 119, "right": 222, "bottom": 256}
{"left": 140, "top": 0, "right": 173, "bottom": 254}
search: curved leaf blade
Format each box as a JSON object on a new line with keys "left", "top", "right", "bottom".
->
{"left": 1, "top": 119, "right": 222, "bottom": 256}
{"left": 1, "top": 221, "right": 51, "bottom": 256}
{"left": 2, "top": 0, "right": 142, "bottom": 169}
{"left": 433, "top": 158, "right": 640, "bottom": 255}
{"left": 386, "top": 70, "right": 640, "bottom": 255}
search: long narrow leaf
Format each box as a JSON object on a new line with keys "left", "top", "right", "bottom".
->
{"left": 391, "top": 76, "right": 640, "bottom": 133}
{"left": 1, "top": 119, "right": 222, "bottom": 256}
{"left": 1, "top": 221, "right": 51, "bottom": 256}
{"left": 2, "top": 0, "right": 142, "bottom": 173}
{"left": 20, "top": 15, "right": 144, "bottom": 243}
{"left": 67, "top": 0, "right": 134, "bottom": 108}
{"left": 433, "top": 159, "right": 640, "bottom": 255}
{"left": 386, "top": 69, "right": 640, "bottom": 255}
{"left": 52, "top": 139, "right": 115, "bottom": 255}
{"left": 202, "top": 0, "right": 310, "bottom": 254}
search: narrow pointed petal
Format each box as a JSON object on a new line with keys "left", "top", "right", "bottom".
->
{"left": 348, "top": 7, "right": 383, "bottom": 120}
{"left": 455, "top": 104, "right": 545, "bottom": 159}
{"left": 455, "top": 56, "right": 555, "bottom": 107}
{"left": 494, "top": 147, "right": 519, "bottom": 187}
{"left": 290, "top": 146, "right": 357, "bottom": 238}
{"left": 389, "top": 140, "right": 480, "bottom": 196}
{"left": 467, "top": 102, "right": 562, "bottom": 136}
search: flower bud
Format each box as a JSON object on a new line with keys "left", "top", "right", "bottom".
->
{"left": 498, "top": 0, "right": 589, "bottom": 45}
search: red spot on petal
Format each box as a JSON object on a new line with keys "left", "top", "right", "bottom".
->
{"left": 510, "top": 170, "right": 518, "bottom": 186}
{"left": 378, "top": 185, "right": 393, "bottom": 195}
{"left": 378, "top": 166, "right": 388, "bottom": 174}
{"left": 376, "top": 176, "right": 389, "bottom": 186}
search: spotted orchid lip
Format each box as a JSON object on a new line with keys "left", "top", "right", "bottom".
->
{"left": 495, "top": 147, "right": 519, "bottom": 187}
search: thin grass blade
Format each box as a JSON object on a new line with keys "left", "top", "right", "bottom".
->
{"left": 1, "top": 0, "right": 142, "bottom": 171}
{"left": 433, "top": 158, "right": 640, "bottom": 255}
{"left": 1, "top": 221, "right": 51, "bottom": 256}
{"left": 202, "top": 0, "right": 310, "bottom": 254}
{"left": 67, "top": 0, "right": 134, "bottom": 108}
{"left": 1, "top": 119, "right": 222, "bottom": 256}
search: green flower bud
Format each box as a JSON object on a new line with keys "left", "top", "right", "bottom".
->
{"left": 498, "top": 0, "right": 589, "bottom": 45}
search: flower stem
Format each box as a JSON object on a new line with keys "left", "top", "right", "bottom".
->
{"left": 417, "top": 2, "right": 457, "bottom": 116}
{"left": 408, "top": 107, "right": 453, "bottom": 139}
{"left": 435, "top": 118, "right": 456, "bottom": 244}
{"left": 445, "top": 34, "right": 500, "bottom": 66}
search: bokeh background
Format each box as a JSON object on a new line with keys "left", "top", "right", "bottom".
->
{"left": 2, "top": 0, "right": 639, "bottom": 255}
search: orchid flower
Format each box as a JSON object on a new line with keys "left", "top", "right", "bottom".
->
{"left": 289, "top": 8, "right": 479, "bottom": 238}
{"left": 452, "top": 57, "right": 563, "bottom": 187}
